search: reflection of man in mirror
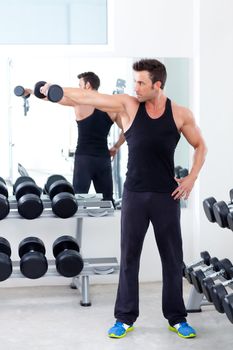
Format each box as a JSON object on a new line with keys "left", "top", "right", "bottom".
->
{"left": 41, "top": 59, "right": 207, "bottom": 339}
{"left": 25, "top": 72, "right": 125, "bottom": 204}
{"left": 57, "top": 72, "right": 125, "bottom": 205}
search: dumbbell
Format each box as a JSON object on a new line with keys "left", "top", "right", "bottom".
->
{"left": 34, "top": 81, "right": 63, "bottom": 102}
{"left": 183, "top": 251, "right": 211, "bottom": 284}
{"left": 44, "top": 175, "right": 78, "bottom": 218}
{"left": 18, "top": 237, "right": 48, "bottom": 279}
{"left": 53, "top": 235, "right": 84, "bottom": 277}
{"left": 203, "top": 197, "right": 217, "bottom": 223}
{"left": 201, "top": 258, "right": 233, "bottom": 302}
{"left": 190, "top": 257, "right": 221, "bottom": 293}
{"left": 213, "top": 196, "right": 233, "bottom": 228}
{"left": 13, "top": 176, "right": 43, "bottom": 219}
{"left": 0, "top": 177, "right": 10, "bottom": 220}
{"left": 14, "top": 85, "right": 31, "bottom": 98}
{"left": 0, "top": 237, "right": 12, "bottom": 281}
{"left": 175, "top": 166, "right": 189, "bottom": 179}
{"left": 222, "top": 292, "right": 233, "bottom": 324}
{"left": 209, "top": 269, "right": 233, "bottom": 313}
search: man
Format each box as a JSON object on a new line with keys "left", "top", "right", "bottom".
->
{"left": 41, "top": 59, "right": 207, "bottom": 339}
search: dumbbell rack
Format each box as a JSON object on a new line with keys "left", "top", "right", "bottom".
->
{"left": 2, "top": 194, "right": 118, "bottom": 306}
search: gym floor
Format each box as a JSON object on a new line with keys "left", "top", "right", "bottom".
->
{"left": 0, "top": 280, "right": 232, "bottom": 350}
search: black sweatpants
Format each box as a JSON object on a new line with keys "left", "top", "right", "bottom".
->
{"left": 73, "top": 154, "right": 113, "bottom": 201}
{"left": 114, "top": 187, "right": 187, "bottom": 326}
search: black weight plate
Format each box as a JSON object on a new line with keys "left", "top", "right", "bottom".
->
{"left": 56, "top": 250, "right": 83, "bottom": 277}
{"left": 49, "top": 180, "right": 74, "bottom": 199}
{"left": 53, "top": 235, "right": 80, "bottom": 257}
{"left": 0, "top": 237, "right": 11, "bottom": 256}
{"left": 47, "top": 84, "right": 63, "bottom": 102}
{"left": 34, "top": 81, "right": 47, "bottom": 99}
{"left": 211, "top": 284, "right": 227, "bottom": 313}
{"left": 200, "top": 251, "right": 211, "bottom": 265}
{"left": 18, "top": 194, "right": 43, "bottom": 219}
{"left": 0, "top": 195, "right": 10, "bottom": 220}
{"left": 0, "top": 252, "right": 12, "bottom": 281}
{"left": 203, "top": 197, "right": 217, "bottom": 222}
{"left": 213, "top": 201, "right": 229, "bottom": 228}
{"left": 52, "top": 192, "right": 78, "bottom": 218}
{"left": 18, "top": 237, "right": 46, "bottom": 258}
{"left": 14, "top": 85, "right": 25, "bottom": 96}
{"left": 45, "top": 174, "right": 66, "bottom": 194}
{"left": 20, "top": 252, "right": 48, "bottom": 279}
{"left": 13, "top": 176, "right": 35, "bottom": 194}
{"left": 222, "top": 294, "right": 233, "bottom": 324}
{"left": 15, "top": 182, "right": 41, "bottom": 201}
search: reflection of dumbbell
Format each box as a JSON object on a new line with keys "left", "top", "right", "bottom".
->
{"left": 44, "top": 175, "right": 78, "bottom": 218}
{"left": 201, "top": 258, "right": 233, "bottom": 302}
{"left": 190, "top": 257, "right": 220, "bottom": 293}
{"left": 14, "top": 85, "right": 31, "bottom": 98}
{"left": 13, "top": 176, "right": 43, "bottom": 219}
{"left": 53, "top": 235, "right": 84, "bottom": 277}
{"left": 0, "top": 237, "right": 12, "bottom": 281}
{"left": 203, "top": 197, "right": 217, "bottom": 223}
{"left": 18, "top": 237, "right": 48, "bottom": 279}
{"left": 183, "top": 251, "right": 211, "bottom": 284}
{"left": 174, "top": 166, "right": 189, "bottom": 179}
{"left": 34, "top": 81, "right": 63, "bottom": 102}
{"left": 0, "top": 177, "right": 10, "bottom": 220}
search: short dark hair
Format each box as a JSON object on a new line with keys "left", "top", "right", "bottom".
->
{"left": 132, "top": 59, "right": 167, "bottom": 89}
{"left": 77, "top": 71, "right": 100, "bottom": 90}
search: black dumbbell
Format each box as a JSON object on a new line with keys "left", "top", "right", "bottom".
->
{"left": 18, "top": 237, "right": 48, "bottom": 279}
{"left": 203, "top": 197, "right": 217, "bottom": 223}
{"left": 53, "top": 235, "right": 84, "bottom": 277}
{"left": 14, "top": 85, "right": 31, "bottom": 98}
{"left": 183, "top": 251, "right": 211, "bottom": 284}
{"left": 175, "top": 166, "right": 188, "bottom": 179}
{"left": 210, "top": 268, "right": 233, "bottom": 313}
{"left": 34, "top": 81, "right": 63, "bottom": 102}
{"left": 0, "top": 237, "right": 12, "bottom": 281}
{"left": 44, "top": 175, "right": 78, "bottom": 218}
{"left": 222, "top": 292, "right": 233, "bottom": 324}
{"left": 190, "top": 257, "right": 220, "bottom": 293}
{"left": 0, "top": 177, "right": 10, "bottom": 220}
{"left": 213, "top": 197, "right": 233, "bottom": 228}
{"left": 13, "top": 176, "right": 44, "bottom": 219}
{"left": 201, "top": 258, "right": 233, "bottom": 302}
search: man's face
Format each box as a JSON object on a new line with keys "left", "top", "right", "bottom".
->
{"left": 133, "top": 71, "right": 159, "bottom": 102}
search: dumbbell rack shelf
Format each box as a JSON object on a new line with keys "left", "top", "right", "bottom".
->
{"left": 1, "top": 194, "right": 118, "bottom": 306}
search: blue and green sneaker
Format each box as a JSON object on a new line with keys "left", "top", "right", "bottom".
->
{"left": 108, "top": 321, "right": 134, "bottom": 338}
{"left": 168, "top": 322, "right": 196, "bottom": 338}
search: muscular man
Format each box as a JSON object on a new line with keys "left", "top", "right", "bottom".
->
{"left": 41, "top": 59, "right": 207, "bottom": 339}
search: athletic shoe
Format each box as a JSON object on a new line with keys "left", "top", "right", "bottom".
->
{"left": 168, "top": 322, "right": 196, "bottom": 338}
{"left": 108, "top": 321, "right": 134, "bottom": 338}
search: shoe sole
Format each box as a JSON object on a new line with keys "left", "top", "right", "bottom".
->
{"left": 168, "top": 326, "right": 196, "bottom": 338}
{"left": 108, "top": 326, "right": 134, "bottom": 339}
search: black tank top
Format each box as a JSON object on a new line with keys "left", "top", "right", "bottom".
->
{"left": 76, "top": 109, "right": 113, "bottom": 157}
{"left": 124, "top": 99, "right": 180, "bottom": 192}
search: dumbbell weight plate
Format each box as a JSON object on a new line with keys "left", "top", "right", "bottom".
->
{"left": 19, "top": 237, "right": 48, "bottom": 279}
{"left": 13, "top": 176, "right": 36, "bottom": 194}
{"left": 203, "top": 197, "right": 217, "bottom": 222}
{"left": 52, "top": 192, "right": 78, "bottom": 218}
{"left": 53, "top": 235, "right": 83, "bottom": 277}
{"left": 34, "top": 81, "right": 47, "bottom": 99}
{"left": 0, "top": 237, "right": 12, "bottom": 281}
{"left": 227, "top": 212, "right": 233, "bottom": 231}
{"left": 44, "top": 174, "right": 66, "bottom": 194}
{"left": 17, "top": 193, "right": 44, "bottom": 219}
{"left": 49, "top": 180, "right": 75, "bottom": 198}
{"left": 47, "top": 84, "right": 64, "bottom": 103}
{"left": 14, "top": 85, "right": 25, "bottom": 97}
{"left": 0, "top": 194, "right": 10, "bottom": 220}
{"left": 201, "top": 277, "right": 215, "bottom": 302}
{"left": 213, "top": 201, "right": 230, "bottom": 228}
{"left": 222, "top": 294, "right": 233, "bottom": 324}
{"left": 15, "top": 181, "right": 41, "bottom": 201}
{"left": 211, "top": 284, "right": 228, "bottom": 313}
